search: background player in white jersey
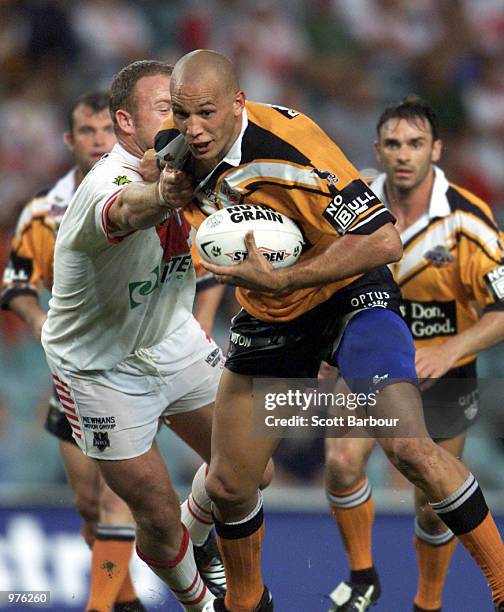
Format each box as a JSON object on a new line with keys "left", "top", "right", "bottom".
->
{"left": 0, "top": 92, "right": 149, "bottom": 612}
{"left": 325, "top": 96, "right": 504, "bottom": 612}
{"left": 41, "top": 60, "right": 228, "bottom": 611}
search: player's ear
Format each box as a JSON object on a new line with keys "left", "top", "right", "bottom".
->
{"left": 63, "top": 130, "right": 74, "bottom": 152}
{"left": 233, "top": 91, "right": 246, "bottom": 116}
{"left": 115, "top": 109, "right": 135, "bottom": 135}
{"left": 432, "top": 139, "right": 442, "bottom": 163}
{"left": 374, "top": 140, "right": 382, "bottom": 164}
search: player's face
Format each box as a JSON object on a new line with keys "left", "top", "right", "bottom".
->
{"left": 375, "top": 117, "right": 442, "bottom": 194}
{"left": 132, "top": 74, "right": 172, "bottom": 151}
{"left": 171, "top": 77, "right": 245, "bottom": 172}
{"left": 65, "top": 106, "right": 116, "bottom": 172}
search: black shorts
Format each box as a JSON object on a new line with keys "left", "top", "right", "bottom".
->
{"left": 225, "top": 266, "right": 402, "bottom": 379}
{"left": 422, "top": 361, "right": 479, "bottom": 440}
{"left": 44, "top": 392, "right": 76, "bottom": 445}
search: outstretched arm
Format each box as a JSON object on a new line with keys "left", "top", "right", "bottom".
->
{"left": 107, "top": 167, "right": 193, "bottom": 232}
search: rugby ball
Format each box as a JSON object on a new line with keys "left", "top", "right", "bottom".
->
{"left": 195, "top": 204, "right": 304, "bottom": 269}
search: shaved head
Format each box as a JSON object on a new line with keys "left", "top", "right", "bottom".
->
{"left": 171, "top": 49, "right": 239, "bottom": 96}
{"left": 170, "top": 49, "right": 245, "bottom": 173}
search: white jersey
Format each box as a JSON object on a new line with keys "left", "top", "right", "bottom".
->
{"left": 42, "top": 144, "right": 196, "bottom": 372}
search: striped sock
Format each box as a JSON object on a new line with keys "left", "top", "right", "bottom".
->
{"left": 414, "top": 518, "right": 456, "bottom": 611}
{"left": 85, "top": 524, "right": 136, "bottom": 612}
{"left": 327, "top": 478, "right": 375, "bottom": 571}
{"left": 431, "top": 473, "right": 504, "bottom": 604}
{"left": 136, "top": 525, "right": 213, "bottom": 610}
{"left": 215, "top": 492, "right": 265, "bottom": 611}
{"left": 181, "top": 464, "right": 213, "bottom": 546}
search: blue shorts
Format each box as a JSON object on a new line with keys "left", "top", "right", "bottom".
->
{"left": 333, "top": 308, "right": 417, "bottom": 394}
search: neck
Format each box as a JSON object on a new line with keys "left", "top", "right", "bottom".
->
{"left": 385, "top": 168, "right": 435, "bottom": 231}
{"left": 117, "top": 134, "right": 144, "bottom": 160}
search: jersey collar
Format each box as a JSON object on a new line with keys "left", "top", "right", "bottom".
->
{"left": 372, "top": 165, "right": 451, "bottom": 220}
{"left": 114, "top": 143, "right": 141, "bottom": 168}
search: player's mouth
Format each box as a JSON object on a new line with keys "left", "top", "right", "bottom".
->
{"left": 394, "top": 167, "right": 414, "bottom": 178}
{"left": 191, "top": 141, "right": 212, "bottom": 155}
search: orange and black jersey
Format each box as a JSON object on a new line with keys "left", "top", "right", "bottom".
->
{"left": 373, "top": 166, "right": 504, "bottom": 368}
{"left": 156, "top": 101, "right": 395, "bottom": 322}
{"left": 0, "top": 169, "right": 76, "bottom": 308}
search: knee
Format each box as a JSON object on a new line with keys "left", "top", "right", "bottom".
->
{"left": 325, "top": 446, "right": 367, "bottom": 491}
{"left": 74, "top": 489, "right": 100, "bottom": 526}
{"left": 99, "top": 485, "right": 134, "bottom": 524}
{"left": 205, "top": 468, "right": 258, "bottom": 509}
{"left": 259, "top": 459, "right": 274, "bottom": 490}
{"left": 382, "top": 438, "right": 436, "bottom": 481}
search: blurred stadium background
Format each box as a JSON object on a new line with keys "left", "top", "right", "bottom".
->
{"left": 1, "top": 0, "right": 504, "bottom": 610}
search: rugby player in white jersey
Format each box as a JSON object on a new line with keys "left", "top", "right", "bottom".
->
{"left": 42, "top": 60, "right": 225, "bottom": 611}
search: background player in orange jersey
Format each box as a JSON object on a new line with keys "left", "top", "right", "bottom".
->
{"left": 325, "top": 96, "right": 504, "bottom": 612}
{"left": 155, "top": 51, "right": 504, "bottom": 612}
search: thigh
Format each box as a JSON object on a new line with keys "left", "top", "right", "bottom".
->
{"left": 334, "top": 308, "right": 417, "bottom": 396}
{"left": 59, "top": 439, "right": 101, "bottom": 498}
{"left": 165, "top": 403, "right": 214, "bottom": 464}
{"left": 97, "top": 442, "right": 179, "bottom": 518}
{"left": 210, "top": 369, "right": 280, "bottom": 492}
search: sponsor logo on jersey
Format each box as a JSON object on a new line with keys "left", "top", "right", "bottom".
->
{"left": 128, "top": 255, "right": 193, "bottom": 309}
{"left": 311, "top": 168, "right": 339, "bottom": 186}
{"left": 424, "top": 245, "right": 454, "bottom": 267}
{"left": 401, "top": 299, "right": 457, "bottom": 339}
{"left": 322, "top": 179, "right": 380, "bottom": 234}
{"left": 268, "top": 103, "right": 300, "bottom": 119}
{"left": 220, "top": 181, "right": 244, "bottom": 206}
{"left": 113, "top": 175, "right": 132, "bottom": 186}
{"left": 226, "top": 205, "right": 284, "bottom": 224}
{"left": 2, "top": 253, "right": 33, "bottom": 284}
{"left": 83, "top": 416, "right": 116, "bottom": 430}
{"left": 484, "top": 265, "right": 504, "bottom": 301}
{"left": 350, "top": 291, "right": 390, "bottom": 309}
{"left": 93, "top": 431, "right": 110, "bottom": 452}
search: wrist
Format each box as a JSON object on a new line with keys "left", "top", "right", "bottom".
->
{"left": 157, "top": 180, "right": 175, "bottom": 209}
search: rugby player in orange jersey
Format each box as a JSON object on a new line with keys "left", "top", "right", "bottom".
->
{"left": 324, "top": 96, "right": 504, "bottom": 612}
{"left": 155, "top": 51, "right": 504, "bottom": 612}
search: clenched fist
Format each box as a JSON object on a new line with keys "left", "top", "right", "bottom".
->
{"left": 158, "top": 167, "right": 193, "bottom": 210}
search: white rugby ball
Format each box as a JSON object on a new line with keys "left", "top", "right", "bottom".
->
{"left": 195, "top": 204, "right": 304, "bottom": 269}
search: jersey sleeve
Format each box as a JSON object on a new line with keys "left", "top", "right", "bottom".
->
{"left": 0, "top": 201, "right": 50, "bottom": 308}
{"left": 292, "top": 118, "right": 395, "bottom": 236}
{"left": 69, "top": 162, "right": 139, "bottom": 251}
{"left": 456, "top": 209, "right": 504, "bottom": 312}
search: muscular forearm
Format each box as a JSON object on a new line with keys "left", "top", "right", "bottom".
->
{"left": 277, "top": 223, "right": 402, "bottom": 292}
{"left": 108, "top": 167, "right": 194, "bottom": 232}
{"left": 108, "top": 181, "right": 166, "bottom": 232}
{"left": 8, "top": 294, "right": 46, "bottom": 341}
